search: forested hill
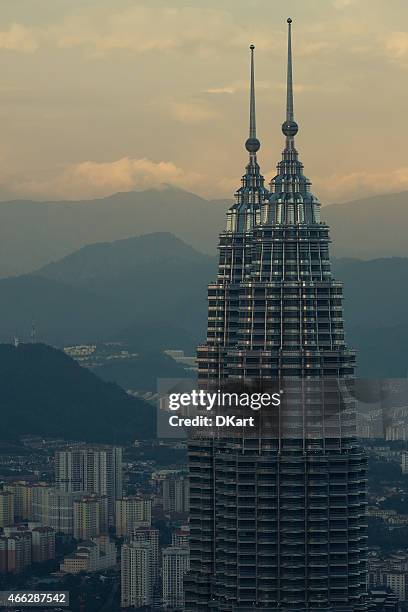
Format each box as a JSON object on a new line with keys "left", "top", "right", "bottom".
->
{"left": 0, "top": 343, "right": 155, "bottom": 442}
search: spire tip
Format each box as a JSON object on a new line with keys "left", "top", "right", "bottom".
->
{"left": 282, "top": 15, "right": 298, "bottom": 138}
{"left": 246, "top": 42, "right": 260, "bottom": 154}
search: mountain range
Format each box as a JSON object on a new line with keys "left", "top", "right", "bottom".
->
{"left": 0, "top": 233, "right": 215, "bottom": 350}
{"left": 323, "top": 190, "right": 408, "bottom": 260}
{"left": 0, "top": 232, "right": 406, "bottom": 377}
{"left": 0, "top": 188, "right": 227, "bottom": 277}
{"left": 1, "top": 187, "right": 408, "bottom": 277}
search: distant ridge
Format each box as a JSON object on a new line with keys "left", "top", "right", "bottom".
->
{"left": 1, "top": 186, "right": 408, "bottom": 277}
{"left": 0, "top": 187, "right": 226, "bottom": 277}
{"left": 0, "top": 234, "right": 406, "bottom": 376}
{"left": 323, "top": 190, "right": 408, "bottom": 259}
{"left": 39, "top": 232, "right": 208, "bottom": 283}
{"left": 0, "top": 232, "right": 216, "bottom": 349}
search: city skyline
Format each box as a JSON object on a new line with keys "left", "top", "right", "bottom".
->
{"left": 0, "top": 0, "right": 406, "bottom": 204}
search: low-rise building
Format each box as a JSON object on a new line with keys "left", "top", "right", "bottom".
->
{"left": 60, "top": 536, "right": 116, "bottom": 574}
{"left": 172, "top": 527, "right": 189, "bottom": 548}
{"left": 367, "top": 587, "right": 400, "bottom": 610}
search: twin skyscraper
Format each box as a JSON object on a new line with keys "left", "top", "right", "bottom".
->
{"left": 186, "top": 19, "right": 368, "bottom": 611}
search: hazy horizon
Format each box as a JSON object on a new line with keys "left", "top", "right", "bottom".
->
{"left": 1, "top": 183, "right": 408, "bottom": 207}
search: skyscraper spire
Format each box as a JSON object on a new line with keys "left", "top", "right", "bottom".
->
{"left": 266, "top": 18, "right": 321, "bottom": 225}
{"left": 282, "top": 18, "right": 298, "bottom": 139}
{"left": 286, "top": 18, "right": 293, "bottom": 121}
{"left": 245, "top": 44, "right": 260, "bottom": 156}
{"left": 224, "top": 44, "right": 268, "bottom": 237}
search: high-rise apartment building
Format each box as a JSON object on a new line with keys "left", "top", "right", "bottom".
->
{"left": 73, "top": 495, "right": 108, "bottom": 541}
{"left": 4, "top": 482, "right": 33, "bottom": 520}
{"left": 132, "top": 526, "right": 160, "bottom": 589}
{"left": 401, "top": 451, "right": 408, "bottom": 475}
{"left": 0, "top": 491, "right": 14, "bottom": 528}
{"left": 121, "top": 541, "right": 154, "bottom": 608}
{"left": 162, "top": 547, "right": 190, "bottom": 610}
{"left": 115, "top": 496, "right": 151, "bottom": 537}
{"left": 386, "top": 571, "right": 406, "bottom": 603}
{"left": 55, "top": 445, "right": 122, "bottom": 522}
{"left": 36, "top": 489, "right": 86, "bottom": 534}
{"left": 0, "top": 532, "right": 31, "bottom": 574}
{"left": 186, "top": 20, "right": 367, "bottom": 612}
{"left": 31, "top": 527, "right": 55, "bottom": 563}
{"left": 162, "top": 474, "right": 189, "bottom": 515}
{"left": 3, "top": 482, "right": 58, "bottom": 524}
{"left": 31, "top": 484, "right": 54, "bottom": 523}
{"left": 1, "top": 525, "right": 55, "bottom": 568}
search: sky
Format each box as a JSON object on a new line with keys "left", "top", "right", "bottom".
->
{"left": 0, "top": 0, "right": 407, "bottom": 203}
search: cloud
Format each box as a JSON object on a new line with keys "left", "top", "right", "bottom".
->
{"left": 2, "top": 157, "right": 206, "bottom": 200}
{"left": 3, "top": 157, "right": 408, "bottom": 204}
{"left": 0, "top": 7, "right": 358, "bottom": 62}
{"left": 205, "top": 87, "right": 235, "bottom": 95}
{"left": 331, "top": 0, "right": 358, "bottom": 8}
{"left": 53, "top": 6, "right": 255, "bottom": 56}
{"left": 299, "top": 41, "right": 334, "bottom": 56}
{"left": 0, "top": 23, "right": 38, "bottom": 53}
{"left": 274, "top": 82, "right": 334, "bottom": 94}
{"left": 315, "top": 166, "right": 408, "bottom": 203}
{"left": 168, "top": 99, "right": 219, "bottom": 124}
{"left": 50, "top": 5, "right": 327, "bottom": 59}
{"left": 385, "top": 31, "right": 408, "bottom": 61}
{"left": 204, "top": 80, "right": 273, "bottom": 96}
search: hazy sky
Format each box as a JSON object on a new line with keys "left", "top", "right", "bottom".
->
{"left": 0, "top": 0, "right": 407, "bottom": 203}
